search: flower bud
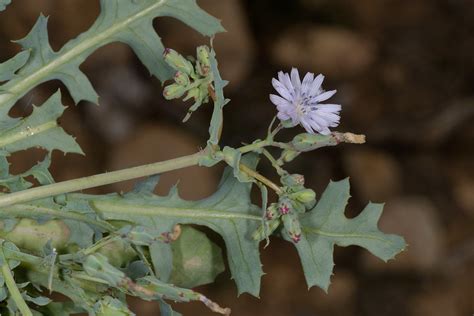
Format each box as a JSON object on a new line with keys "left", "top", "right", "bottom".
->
{"left": 196, "top": 45, "right": 211, "bottom": 76}
{"left": 163, "top": 83, "right": 187, "bottom": 100}
{"left": 126, "top": 226, "right": 157, "bottom": 246}
{"left": 252, "top": 218, "right": 281, "bottom": 241}
{"left": 265, "top": 204, "right": 279, "bottom": 220}
{"left": 291, "top": 188, "right": 316, "bottom": 204}
{"left": 84, "top": 254, "right": 125, "bottom": 287}
{"left": 163, "top": 48, "right": 194, "bottom": 74}
{"left": 281, "top": 174, "right": 305, "bottom": 187}
{"left": 291, "top": 133, "right": 335, "bottom": 152}
{"left": 174, "top": 71, "right": 190, "bottom": 86}
{"left": 282, "top": 212, "right": 302, "bottom": 244}
{"left": 183, "top": 87, "right": 201, "bottom": 102}
{"left": 279, "top": 149, "right": 300, "bottom": 163}
{"left": 278, "top": 198, "right": 292, "bottom": 215}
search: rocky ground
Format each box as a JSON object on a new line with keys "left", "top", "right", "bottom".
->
{"left": 1, "top": 0, "right": 473, "bottom": 315}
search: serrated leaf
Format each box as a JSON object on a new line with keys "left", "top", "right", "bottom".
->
{"left": 0, "top": 0, "right": 224, "bottom": 115}
{"left": 88, "top": 154, "right": 263, "bottom": 296}
{"left": 149, "top": 240, "right": 173, "bottom": 282}
{"left": 0, "top": 50, "right": 30, "bottom": 82}
{"left": 0, "top": 155, "right": 54, "bottom": 192}
{"left": 289, "top": 178, "right": 406, "bottom": 291}
{"left": 0, "top": 0, "right": 11, "bottom": 11}
{"left": 0, "top": 90, "right": 83, "bottom": 155}
{"left": 168, "top": 226, "right": 225, "bottom": 288}
{"left": 24, "top": 294, "right": 51, "bottom": 306}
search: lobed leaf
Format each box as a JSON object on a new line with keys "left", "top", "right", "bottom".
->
{"left": 0, "top": 90, "right": 83, "bottom": 156}
{"left": 0, "top": 0, "right": 224, "bottom": 116}
{"left": 288, "top": 178, "right": 406, "bottom": 291}
{"left": 87, "top": 154, "right": 264, "bottom": 296}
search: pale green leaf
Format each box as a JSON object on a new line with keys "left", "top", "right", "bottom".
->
{"left": 0, "top": 90, "right": 83, "bottom": 155}
{"left": 0, "top": 155, "right": 54, "bottom": 192}
{"left": 0, "top": 50, "right": 30, "bottom": 82}
{"left": 289, "top": 178, "right": 406, "bottom": 291}
{"left": 89, "top": 154, "right": 263, "bottom": 296}
{"left": 0, "top": 0, "right": 224, "bottom": 115}
{"left": 0, "top": 0, "right": 11, "bottom": 11}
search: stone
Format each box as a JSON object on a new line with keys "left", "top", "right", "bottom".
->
{"left": 361, "top": 197, "right": 444, "bottom": 271}
{"left": 272, "top": 26, "right": 375, "bottom": 78}
{"left": 344, "top": 149, "right": 402, "bottom": 201}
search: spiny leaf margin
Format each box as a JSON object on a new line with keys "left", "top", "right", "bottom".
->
{"left": 287, "top": 178, "right": 406, "bottom": 291}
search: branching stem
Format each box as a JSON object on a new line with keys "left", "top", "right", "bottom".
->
{"left": 0, "top": 247, "right": 33, "bottom": 316}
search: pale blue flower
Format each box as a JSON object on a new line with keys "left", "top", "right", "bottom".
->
{"left": 270, "top": 68, "right": 341, "bottom": 135}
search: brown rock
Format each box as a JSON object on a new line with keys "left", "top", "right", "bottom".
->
{"left": 108, "top": 123, "right": 218, "bottom": 200}
{"left": 361, "top": 197, "right": 444, "bottom": 271}
{"left": 410, "top": 286, "right": 461, "bottom": 316}
{"left": 344, "top": 149, "right": 402, "bottom": 201}
{"left": 272, "top": 26, "right": 375, "bottom": 78}
{"left": 447, "top": 159, "right": 474, "bottom": 217}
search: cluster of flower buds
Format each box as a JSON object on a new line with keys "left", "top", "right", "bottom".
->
{"left": 162, "top": 46, "right": 213, "bottom": 122}
{"left": 253, "top": 173, "right": 316, "bottom": 244}
{"left": 84, "top": 253, "right": 127, "bottom": 287}
{"left": 280, "top": 173, "right": 316, "bottom": 212}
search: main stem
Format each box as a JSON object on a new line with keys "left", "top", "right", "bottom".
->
{"left": 0, "top": 152, "right": 202, "bottom": 208}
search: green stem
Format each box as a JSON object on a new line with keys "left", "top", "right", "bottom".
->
{"left": 2, "top": 204, "right": 115, "bottom": 231}
{"left": 0, "top": 152, "right": 203, "bottom": 208}
{"left": 0, "top": 247, "right": 33, "bottom": 316}
{"left": 238, "top": 164, "right": 283, "bottom": 195}
{"left": 60, "top": 235, "right": 119, "bottom": 261}
{"left": 262, "top": 149, "right": 286, "bottom": 175}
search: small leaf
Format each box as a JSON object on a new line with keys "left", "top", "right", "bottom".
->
{"left": 0, "top": 155, "right": 54, "bottom": 192}
{"left": 0, "top": 90, "right": 83, "bottom": 156}
{"left": 24, "top": 294, "right": 51, "bottom": 306}
{"left": 0, "top": 50, "right": 30, "bottom": 82}
{"left": 289, "top": 178, "right": 406, "bottom": 291}
{"left": 149, "top": 241, "right": 173, "bottom": 282}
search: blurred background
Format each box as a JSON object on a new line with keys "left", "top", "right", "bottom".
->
{"left": 1, "top": 0, "right": 473, "bottom": 315}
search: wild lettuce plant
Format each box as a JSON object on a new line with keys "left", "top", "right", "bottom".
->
{"left": 0, "top": 1, "right": 406, "bottom": 315}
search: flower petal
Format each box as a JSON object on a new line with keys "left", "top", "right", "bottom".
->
{"left": 290, "top": 68, "right": 301, "bottom": 91}
{"left": 270, "top": 94, "right": 290, "bottom": 108}
{"left": 309, "top": 74, "right": 325, "bottom": 97}
{"left": 316, "top": 103, "right": 342, "bottom": 113}
{"left": 300, "top": 119, "right": 315, "bottom": 134}
{"left": 277, "top": 111, "right": 290, "bottom": 121}
{"left": 313, "top": 89, "right": 337, "bottom": 103}
{"left": 278, "top": 71, "right": 295, "bottom": 96}
{"left": 272, "top": 78, "right": 293, "bottom": 101}
{"left": 301, "top": 72, "right": 315, "bottom": 96}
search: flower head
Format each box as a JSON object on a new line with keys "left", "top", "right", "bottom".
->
{"left": 270, "top": 68, "right": 341, "bottom": 135}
